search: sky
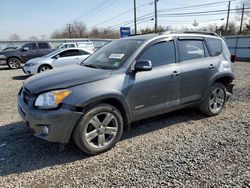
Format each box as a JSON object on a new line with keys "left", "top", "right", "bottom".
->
{"left": 0, "top": 0, "right": 244, "bottom": 40}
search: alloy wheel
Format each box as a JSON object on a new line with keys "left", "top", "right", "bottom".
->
{"left": 85, "top": 112, "right": 118, "bottom": 149}
{"left": 209, "top": 87, "right": 225, "bottom": 114}
{"left": 8, "top": 59, "right": 20, "bottom": 69}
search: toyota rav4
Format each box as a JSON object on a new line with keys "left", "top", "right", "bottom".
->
{"left": 18, "top": 32, "right": 235, "bottom": 155}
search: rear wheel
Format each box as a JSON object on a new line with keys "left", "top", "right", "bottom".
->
{"left": 73, "top": 104, "right": 124, "bottom": 155}
{"left": 200, "top": 83, "right": 226, "bottom": 116}
{"left": 7, "top": 58, "right": 21, "bottom": 69}
{"left": 38, "top": 65, "right": 52, "bottom": 73}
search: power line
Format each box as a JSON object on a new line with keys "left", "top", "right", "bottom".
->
{"left": 109, "top": 7, "right": 250, "bottom": 31}
{"left": 90, "top": 2, "right": 152, "bottom": 28}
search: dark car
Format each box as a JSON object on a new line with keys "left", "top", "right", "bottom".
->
{"left": 18, "top": 32, "right": 235, "bottom": 155}
{"left": 0, "top": 42, "right": 53, "bottom": 69}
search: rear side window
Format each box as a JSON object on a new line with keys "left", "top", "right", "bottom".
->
{"left": 138, "top": 41, "right": 175, "bottom": 67}
{"left": 38, "top": 43, "right": 50, "bottom": 49}
{"left": 178, "top": 40, "right": 205, "bottom": 62}
{"left": 79, "top": 50, "right": 90, "bottom": 55}
{"left": 205, "top": 38, "right": 222, "bottom": 56}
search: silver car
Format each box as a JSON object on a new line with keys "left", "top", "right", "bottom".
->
{"left": 23, "top": 48, "right": 93, "bottom": 75}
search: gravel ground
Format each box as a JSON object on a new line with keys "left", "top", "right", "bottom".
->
{"left": 0, "top": 62, "right": 249, "bottom": 187}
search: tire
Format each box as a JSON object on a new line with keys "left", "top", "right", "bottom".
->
{"left": 38, "top": 65, "right": 52, "bottom": 73}
{"left": 200, "top": 82, "right": 227, "bottom": 116}
{"left": 73, "top": 104, "right": 124, "bottom": 155}
{"left": 7, "top": 58, "right": 21, "bottom": 69}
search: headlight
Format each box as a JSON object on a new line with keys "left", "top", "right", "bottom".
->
{"left": 25, "top": 62, "right": 37, "bottom": 67}
{"left": 35, "top": 90, "right": 71, "bottom": 109}
{"left": 0, "top": 55, "right": 6, "bottom": 59}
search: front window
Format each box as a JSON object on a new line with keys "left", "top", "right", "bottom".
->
{"left": 82, "top": 39, "right": 145, "bottom": 69}
{"left": 44, "top": 49, "right": 62, "bottom": 58}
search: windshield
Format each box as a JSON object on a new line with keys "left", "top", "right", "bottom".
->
{"left": 44, "top": 49, "right": 62, "bottom": 58}
{"left": 82, "top": 39, "right": 145, "bottom": 69}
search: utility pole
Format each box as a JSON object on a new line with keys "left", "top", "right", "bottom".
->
{"left": 225, "top": 1, "right": 231, "bottom": 33}
{"left": 239, "top": 3, "right": 245, "bottom": 34}
{"left": 67, "top": 24, "right": 72, "bottom": 38}
{"left": 134, "top": 0, "right": 137, "bottom": 35}
{"left": 154, "top": 0, "right": 158, "bottom": 33}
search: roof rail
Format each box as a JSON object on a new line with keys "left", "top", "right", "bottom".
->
{"left": 183, "top": 31, "right": 219, "bottom": 36}
{"left": 159, "top": 30, "right": 219, "bottom": 37}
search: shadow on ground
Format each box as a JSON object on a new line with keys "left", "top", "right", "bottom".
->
{"left": 12, "top": 75, "right": 30, "bottom": 80}
{"left": 0, "top": 108, "right": 206, "bottom": 176}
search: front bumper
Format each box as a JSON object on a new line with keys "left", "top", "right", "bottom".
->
{"left": 18, "top": 94, "right": 83, "bottom": 144}
{"left": 0, "top": 60, "right": 7, "bottom": 66}
{"left": 22, "top": 66, "right": 37, "bottom": 75}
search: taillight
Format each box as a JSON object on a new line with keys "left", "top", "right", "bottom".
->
{"left": 231, "top": 55, "right": 237, "bottom": 63}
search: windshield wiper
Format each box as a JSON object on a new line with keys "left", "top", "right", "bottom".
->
{"left": 83, "top": 64, "right": 98, "bottom": 69}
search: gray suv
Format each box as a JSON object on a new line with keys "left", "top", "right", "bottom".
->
{"left": 18, "top": 32, "right": 235, "bottom": 155}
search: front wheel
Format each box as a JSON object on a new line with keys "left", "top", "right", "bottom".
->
{"left": 7, "top": 58, "right": 21, "bottom": 69}
{"left": 73, "top": 104, "right": 124, "bottom": 155}
{"left": 200, "top": 83, "right": 226, "bottom": 116}
{"left": 38, "top": 65, "right": 52, "bottom": 73}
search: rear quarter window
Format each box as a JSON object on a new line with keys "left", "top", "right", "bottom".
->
{"left": 205, "top": 38, "right": 222, "bottom": 56}
{"left": 38, "top": 42, "right": 50, "bottom": 49}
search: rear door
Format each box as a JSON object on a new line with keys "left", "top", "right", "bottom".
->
{"left": 37, "top": 42, "right": 52, "bottom": 56}
{"left": 177, "top": 37, "right": 212, "bottom": 104}
{"left": 129, "top": 39, "right": 181, "bottom": 121}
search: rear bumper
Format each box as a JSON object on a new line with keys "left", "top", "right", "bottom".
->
{"left": 18, "top": 95, "right": 83, "bottom": 144}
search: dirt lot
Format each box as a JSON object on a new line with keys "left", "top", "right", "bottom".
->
{"left": 0, "top": 62, "right": 249, "bottom": 187}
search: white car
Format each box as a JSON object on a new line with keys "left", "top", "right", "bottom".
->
{"left": 58, "top": 42, "right": 95, "bottom": 51}
{"left": 23, "top": 48, "right": 93, "bottom": 75}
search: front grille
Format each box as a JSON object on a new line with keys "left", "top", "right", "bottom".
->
{"left": 22, "top": 87, "right": 32, "bottom": 104}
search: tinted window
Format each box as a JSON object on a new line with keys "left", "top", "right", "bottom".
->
{"left": 79, "top": 50, "right": 90, "bottom": 55}
{"left": 138, "top": 41, "right": 175, "bottom": 67}
{"left": 23, "top": 43, "right": 36, "bottom": 50}
{"left": 178, "top": 40, "right": 205, "bottom": 62}
{"left": 59, "top": 49, "right": 80, "bottom": 57}
{"left": 38, "top": 42, "right": 50, "bottom": 49}
{"left": 205, "top": 38, "right": 222, "bottom": 56}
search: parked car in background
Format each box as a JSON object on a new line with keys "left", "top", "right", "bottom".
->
{"left": 23, "top": 48, "right": 93, "bottom": 74}
{"left": 58, "top": 42, "right": 95, "bottom": 51}
{"left": 18, "top": 32, "right": 235, "bottom": 155}
{"left": 0, "top": 42, "right": 53, "bottom": 69}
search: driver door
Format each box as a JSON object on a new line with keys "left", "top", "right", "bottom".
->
{"left": 21, "top": 43, "right": 39, "bottom": 62}
{"left": 128, "top": 39, "right": 181, "bottom": 121}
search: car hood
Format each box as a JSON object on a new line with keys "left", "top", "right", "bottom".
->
{"left": 0, "top": 49, "right": 20, "bottom": 56}
{"left": 26, "top": 57, "right": 47, "bottom": 64}
{"left": 24, "top": 64, "right": 112, "bottom": 94}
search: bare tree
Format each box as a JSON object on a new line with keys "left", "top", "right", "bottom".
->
{"left": 9, "top": 34, "right": 21, "bottom": 40}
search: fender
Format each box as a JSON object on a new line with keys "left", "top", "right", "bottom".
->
{"left": 76, "top": 91, "right": 132, "bottom": 124}
{"left": 202, "top": 72, "right": 235, "bottom": 101}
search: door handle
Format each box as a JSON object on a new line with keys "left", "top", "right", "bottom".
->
{"left": 209, "top": 64, "right": 216, "bottom": 69}
{"left": 172, "top": 71, "right": 180, "bottom": 77}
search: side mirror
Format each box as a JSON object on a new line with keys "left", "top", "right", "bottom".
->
{"left": 22, "top": 47, "right": 29, "bottom": 51}
{"left": 53, "top": 55, "right": 60, "bottom": 59}
{"left": 134, "top": 60, "right": 152, "bottom": 72}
